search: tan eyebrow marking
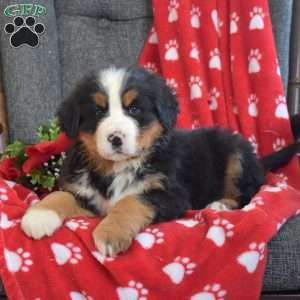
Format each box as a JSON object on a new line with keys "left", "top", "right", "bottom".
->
{"left": 94, "top": 92, "right": 108, "bottom": 108}
{"left": 122, "top": 89, "right": 138, "bottom": 107}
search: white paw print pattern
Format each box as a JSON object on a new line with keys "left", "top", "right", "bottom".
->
{"left": 165, "top": 40, "right": 179, "bottom": 61}
{"left": 65, "top": 219, "right": 89, "bottom": 231}
{"left": 209, "top": 48, "right": 222, "bottom": 70}
{"left": 117, "top": 280, "right": 149, "bottom": 300}
{"left": 275, "top": 95, "right": 289, "bottom": 119}
{"left": 230, "top": 12, "right": 239, "bottom": 34}
{"left": 135, "top": 228, "right": 164, "bottom": 250}
{"left": 4, "top": 248, "right": 33, "bottom": 273}
{"left": 176, "top": 218, "right": 200, "bottom": 228}
{"left": 209, "top": 87, "right": 220, "bottom": 111}
{"left": 242, "top": 196, "right": 264, "bottom": 211}
{"left": 166, "top": 78, "right": 178, "bottom": 95}
{"left": 148, "top": 27, "right": 158, "bottom": 44}
{"left": 190, "top": 5, "right": 201, "bottom": 28}
{"left": 211, "top": 9, "right": 223, "bottom": 35}
{"left": 248, "top": 94, "right": 258, "bottom": 117}
{"left": 70, "top": 291, "right": 93, "bottom": 300}
{"left": 51, "top": 242, "right": 82, "bottom": 265}
{"left": 190, "top": 42, "right": 200, "bottom": 60}
{"left": 248, "top": 49, "right": 262, "bottom": 73}
{"left": 206, "top": 219, "right": 234, "bottom": 247}
{"left": 0, "top": 188, "right": 8, "bottom": 201}
{"left": 249, "top": 7, "right": 265, "bottom": 30}
{"left": 237, "top": 242, "right": 265, "bottom": 273}
{"left": 191, "top": 283, "right": 227, "bottom": 300}
{"left": 248, "top": 135, "right": 258, "bottom": 154}
{"left": 273, "top": 138, "right": 286, "bottom": 152}
{"left": 168, "top": 0, "right": 179, "bottom": 23}
{"left": 163, "top": 256, "right": 196, "bottom": 284}
{"left": 92, "top": 251, "right": 114, "bottom": 264}
{"left": 189, "top": 76, "right": 203, "bottom": 100}
{"left": 0, "top": 212, "right": 16, "bottom": 229}
{"left": 144, "top": 62, "right": 158, "bottom": 73}
{"left": 192, "top": 119, "right": 201, "bottom": 129}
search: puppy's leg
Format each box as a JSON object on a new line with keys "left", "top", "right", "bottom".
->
{"left": 206, "top": 198, "right": 239, "bottom": 211}
{"left": 21, "top": 191, "right": 94, "bottom": 239}
{"left": 93, "top": 195, "right": 155, "bottom": 257}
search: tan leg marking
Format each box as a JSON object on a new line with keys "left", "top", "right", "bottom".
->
{"left": 93, "top": 195, "right": 155, "bottom": 257}
{"left": 21, "top": 191, "right": 94, "bottom": 239}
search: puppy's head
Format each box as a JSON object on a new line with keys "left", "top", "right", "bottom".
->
{"left": 58, "top": 66, "right": 178, "bottom": 162}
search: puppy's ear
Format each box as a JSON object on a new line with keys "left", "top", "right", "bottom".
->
{"left": 57, "top": 96, "right": 81, "bottom": 139}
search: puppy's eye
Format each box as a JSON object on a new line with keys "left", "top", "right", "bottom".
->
{"left": 96, "top": 106, "right": 107, "bottom": 116}
{"left": 128, "top": 105, "right": 141, "bottom": 115}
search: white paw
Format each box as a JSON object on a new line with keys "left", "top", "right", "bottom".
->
{"left": 248, "top": 134, "right": 259, "bottom": 154}
{"left": 248, "top": 94, "right": 259, "bottom": 117}
{"left": 148, "top": 27, "right": 158, "bottom": 44}
{"left": 176, "top": 219, "right": 200, "bottom": 228}
{"left": 211, "top": 9, "right": 223, "bottom": 35}
{"left": 230, "top": 12, "right": 239, "bottom": 34}
{"left": 209, "top": 48, "right": 222, "bottom": 70}
{"left": 166, "top": 78, "right": 178, "bottom": 95}
{"left": 0, "top": 212, "right": 16, "bottom": 229}
{"left": 65, "top": 219, "right": 90, "bottom": 231}
{"left": 248, "top": 49, "right": 262, "bottom": 73}
{"left": 242, "top": 196, "right": 264, "bottom": 211}
{"left": 206, "top": 218, "right": 234, "bottom": 247}
{"left": 249, "top": 7, "right": 265, "bottom": 30}
{"left": 206, "top": 201, "right": 230, "bottom": 211}
{"left": 191, "top": 283, "right": 227, "bottom": 300}
{"left": 51, "top": 242, "right": 82, "bottom": 265}
{"left": 275, "top": 95, "right": 289, "bottom": 119}
{"left": 117, "top": 280, "right": 149, "bottom": 300}
{"left": 209, "top": 87, "right": 220, "bottom": 111}
{"left": 190, "top": 5, "right": 201, "bottom": 28}
{"left": 168, "top": 0, "right": 179, "bottom": 23}
{"left": 189, "top": 76, "right": 203, "bottom": 99}
{"left": 165, "top": 39, "right": 179, "bottom": 61}
{"left": 135, "top": 228, "right": 164, "bottom": 250}
{"left": 190, "top": 42, "right": 200, "bottom": 60}
{"left": 144, "top": 62, "right": 158, "bottom": 74}
{"left": 21, "top": 208, "right": 62, "bottom": 239}
{"left": 273, "top": 138, "right": 286, "bottom": 152}
{"left": 4, "top": 248, "right": 33, "bottom": 273}
{"left": 92, "top": 251, "right": 114, "bottom": 264}
{"left": 163, "top": 256, "right": 196, "bottom": 284}
{"left": 70, "top": 291, "right": 93, "bottom": 300}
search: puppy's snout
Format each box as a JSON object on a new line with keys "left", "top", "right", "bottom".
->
{"left": 107, "top": 133, "right": 123, "bottom": 148}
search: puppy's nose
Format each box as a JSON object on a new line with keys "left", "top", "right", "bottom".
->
{"left": 108, "top": 134, "right": 123, "bottom": 148}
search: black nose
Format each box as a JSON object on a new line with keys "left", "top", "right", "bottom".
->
{"left": 108, "top": 134, "right": 123, "bottom": 148}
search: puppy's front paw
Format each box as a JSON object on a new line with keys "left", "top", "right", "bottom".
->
{"left": 21, "top": 208, "right": 62, "bottom": 239}
{"left": 92, "top": 223, "right": 133, "bottom": 257}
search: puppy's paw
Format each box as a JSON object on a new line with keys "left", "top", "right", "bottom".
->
{"left": 21, "top": 208, "right": 62, "bottom": 239}
{"left": 92, "top": 223, "right": 133, "bottom": 257}
{"left": 206, "top": 201, "right": 230, "bottom": 211}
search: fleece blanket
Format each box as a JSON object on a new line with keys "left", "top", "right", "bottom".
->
{"left": 1, "top": 0, "right": 300, "bottom": 300}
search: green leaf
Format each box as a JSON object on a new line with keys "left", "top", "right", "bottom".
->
{"left": 36, "top": 118, "right": 61, "bottom": 141}
{"left": 3, "top": 141, "right": 26, "bottom": 158}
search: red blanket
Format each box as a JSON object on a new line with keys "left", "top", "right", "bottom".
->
{"left": 1, "top": 1, "right": 300, "bottom": 299}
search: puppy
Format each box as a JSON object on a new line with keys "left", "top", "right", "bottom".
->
{"left": 21, "top": 66, "right": 300, "bottom": 257}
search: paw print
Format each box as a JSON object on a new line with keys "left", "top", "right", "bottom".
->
{"left": 192, "top": 119, "right": 201, "bottom": 129}
{"left": 243, "top": 196, "right": 264, "bottom": 211}
{"left": 190, "top": 42, "right": 200, "bottom": 60}
{"left": 166, "top": 78, "right": 178, "bottom": 95}
{"left": 248, "top": 94, "right": 258, "bottom": 117}
{"left": 248, "top": 49, "right": 262, "bottom": 73}
{"left": 237, "top": 242, "right": 265, "bottom": 273}
{"left": 168, "top": 0, "right": 179, "bottom": 23}
{"left": 5, "top": 16, "right": 45, "bottom": 48}
{"left": 51, "top": 242, "right": 83, "bottom": 265}
{"left": 0, "top": 212, "right": 16, "bottom": 229}
{"left": 148, "top": 27, "right": 158, "bottom": 44}
{"left": 211, "top": 9, "right": 223, "bottom": 35}
{"left": 230, "top": 12, "right": 239, "bottom": 34}
{"left": 135, "top": 228, "right": 164, "bottom": 250}
{"left": 65, "top": 219, "right": 90, "bottom": 231}
{"left": 190, "top": 5, "right": 201, "bottom": 28}
{"left": 209, "top": 87, "right": 220, "bottom": 110}
{"left": 164, "top": 40, "right": 179, "bottom": 61}
{"left": 248, "top": 135, "right": 258, "bottom": 154}
{"left": 206, "top": 218, "right": 234, "bottom": 247}
{"left": 275, "top": 95, "right": 289, "bottom": 119}
{"left": 92, "top": 251, "right": 114, "bottom": 264}
{"left": 209, "top": 48, "right": 222, "bottom": 70}
{"left": 4, "top": 248, "right": 33, "bottom": 273}
{"left": 175, "top": 218, "right": 200, "bottom": 227}
{"left": 163, "top": 256, "right": 196, "bottom": 284}
{"left": 249, "top": 7, "right": 265, "bottom": 30}
{"left": 189, "top": 76, "right": 203, "bottom": 99}
{"left": 117, "top": 280, "right": 149, "bottom": 300}
{"left": 191, "top": 283, "right": 227, "bottom": 300}
{"left": 0, "top": 188, "right": 8, "bottom": 201}
{"left": 273, "top": 138, "right": 286, "bottom": 152}
{"left": 144, "top": 62, "right": 158, "bottom": 73}
{"left": 70, "top": 291, "right": 93, "bottom": 300}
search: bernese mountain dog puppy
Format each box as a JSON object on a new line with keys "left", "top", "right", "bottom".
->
{"left": 21, "top": 66, "right": 300, "bottom": 257}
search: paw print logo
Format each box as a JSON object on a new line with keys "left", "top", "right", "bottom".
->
{"left": 70, "top": 291, "right": 93, "bottom": 300}
{"left": 211, "top": 9, "right": 223, "bottom": 35}
{"left": 163, "top": 256, "right": 196, "bottom": 284}
{"left": 248, "top": 94, "right": 259, "bottom": 117}
{"left": 189, "top": 76, "right": 203, "bottom": 100}
{"left": 237, "top": 242, "right": 265, "bottom": 273}
{"left": 168, "top": 0, "right": 179, "bottom": 23}
{"left": 248, "top": 134, "right": 258, "bottom": 154}
{"left": 65, "top": 219, "right": 90, "bottom": 231}
{"left": 4, "top": 248, "right": 33, "bottom": 273}
{"left": 191, "top": 283, "right": 227, "bottom": 300}
{"left": 176, "top": 218, "right": 200, "bottom": 228}
{"left": 243, "top": 196, "right": 264, "bottom": 211}
{"left": 230, "top": 12, "right": 239, "bottom": 34}
{"left": 144, "top": 62, "right": 158, "bottom": 73}
{"left": 248, "top": 49, "right": 262, "bottom": 73}
{"left": 275, "top": 95, "right": 289, "bottom": 119}
{"left": 117, "top": 280, "right": 149, "bottom": 300}
{"left": 135, "top": 228, "right": 164, "bottom": 250}
{"left": 190, "top": 42, "right": 200, "bottom": 60}
{"left": 0, "top": 188, "right": 8, "bottom": 201}
{"left": 209, "top": 48, "right": 222, "bottom": 70}
{"left": 92, "top": 251, "right": 114, "bottom": 264}
{"left": 0, "top": 212, "right": 16, "bottom": 229}
{"left": 273, "top": 138, "right": 286, "bottom": 152}
{"left": 148, "top": 27, "right": 158, "bottom": 44}
{"left": 206, "top": 218, "right": 234, "bottom": 247}
{"left": 249, "top": 7, "right": 265, "bottom": 30}
{"left": 209, "top": 87, "right": 220, "bottom": 111}
{"left": 164, "top": 40, "right": 179, "bottom": 61}
{"left": 51, "top": 242, "right": 83, "bottom": 265}
{"left": 190, "top": 5, "right": 201, "bottom": 28}
{"left": 4, "top": 16, "right": 45, "bottom": 48}
{"left": 166, "top": 78, "right": 178, "bottom": 95}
